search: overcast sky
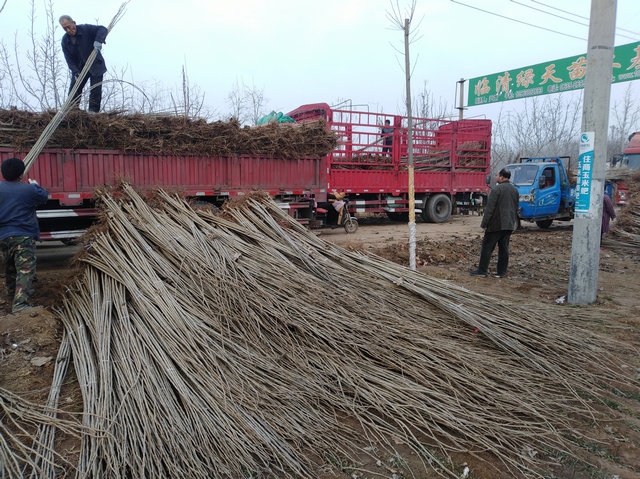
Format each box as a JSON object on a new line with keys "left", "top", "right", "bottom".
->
{"left": 1, "top": 0, "right": 639, "bottom": 120}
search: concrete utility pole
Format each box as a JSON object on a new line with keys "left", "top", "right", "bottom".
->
{"left": 568, "top": 0, "right": 617, "bottom": 304}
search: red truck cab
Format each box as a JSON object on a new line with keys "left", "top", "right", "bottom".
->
{"left": 613, "top": 132, "right": 640, "bottom": 205}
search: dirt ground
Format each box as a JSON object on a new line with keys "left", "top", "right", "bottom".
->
{"left": 321, "top": 213, "right": 639, "bottom": 308}
{"left": 1, "top": 212, "right": 639, "bottom": 478}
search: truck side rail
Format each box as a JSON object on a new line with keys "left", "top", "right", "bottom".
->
{"left": 0, "top": 147, "right": 327, "bottom": 240}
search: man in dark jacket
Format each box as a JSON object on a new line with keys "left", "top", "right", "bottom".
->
{"left": 601, "top": 190, "right": 616, "bottom": 241}
{"left": 470, "top": 167, "right": 519, "bottom": 278}
{"left": 59, "top": 15, "right": 108, "bottom": 113}
{"left": 380, "top": 119, "right": 393, "bottom": 154}
{"left": 0, "top": 158, "right": 49, "bottom": 313}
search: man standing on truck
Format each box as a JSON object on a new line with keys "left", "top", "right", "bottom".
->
{"left": 59, "top": 15, "right": 108, "bottom": 113}
{"left": 0, "top": 158, "right": 49, "bottom": 313}
{"left": 470, "top": 168, "right": 519, "bottom": 278}
{"left": 380, "top": 119, "right": 393, "bottom": 154}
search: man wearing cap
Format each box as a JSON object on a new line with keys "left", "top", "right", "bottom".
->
{"left": 59, "top": 15, "right": 108, "bottom": 113}
{"left": 470, "top": 167, "right": 519, "bottom": 278}
{"left": 0, "top": 158, "right": 48, "bottom": 313}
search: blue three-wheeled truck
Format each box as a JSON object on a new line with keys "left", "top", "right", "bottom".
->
{"left": 504, "top": 157, "right": 576, "bottom": 229}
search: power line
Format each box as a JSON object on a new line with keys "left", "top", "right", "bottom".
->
{"left": 528, "top": 0, "right": 589, "bottom": 21}
{"left": 450, "top": 0, "right": 586, "bottom": 41}
{"left": 523, "top": 0, "right": 640, "bottom": 39}
{"left": 511, "top": 0, "right": 589, "bottom": 27}
{"left": 452, "top": 0, "right": 640, "bottom": 43}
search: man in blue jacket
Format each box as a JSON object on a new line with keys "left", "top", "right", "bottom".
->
{"left": 59, "top": 15, "right": 108, "bottom": 113}
{"left": 0, "top": 158, "right": 49, "bottom": 313}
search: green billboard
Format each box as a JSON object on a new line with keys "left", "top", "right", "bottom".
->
{"left": 467, "top": 41, "right": 640, "bottom": 106}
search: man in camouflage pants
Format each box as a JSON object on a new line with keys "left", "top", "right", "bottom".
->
{"left": 0, "top": 158, "right": 48, "bottom": 313}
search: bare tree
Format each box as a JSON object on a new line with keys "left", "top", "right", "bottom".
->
{"left": 226, "top": 79, "right": 247, "bottom": 123}
{"left": 245, "top": 83, "right": 266, "bottom": 126}
{"left": 225, "top": 79, "right": 267, "bottom": 125}
{"left": 0, "top": 1, "right": 215, "bottom": 118}
{"left": 490, "top": 105, "right": 521, "bottom": 173}
{"left": 0, "top": 1, "right": 7, "bottom": 102}
{"left": 609, "top": 83, "right": 640, "bottom": 158}
{"left": 491, "top": 85, "right": 640, "bottom": 173}
{"left": 492, "top": 93, "right": 582, "bottom": 169}
{"left": 0, "top": 0, "right": 66, "bottom": 110}
{"left": 413, "top": 80, "right": 450, "bottom": 119}
{"left": 169, "top": 64, "right": 207, "bottom": 118}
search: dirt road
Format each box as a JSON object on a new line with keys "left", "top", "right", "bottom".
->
{"left": 318, "top": 213, "right": 483, "bottom": 245}
{"left": 319, "top": 214, "right": 638, "bottom": 308}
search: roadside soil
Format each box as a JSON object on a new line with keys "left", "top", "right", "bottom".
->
{"left": 1, "top": 212, "right": 639, "bottom": 478}
{"left": 321, "top": 213, "right": 639, "bottom": 309}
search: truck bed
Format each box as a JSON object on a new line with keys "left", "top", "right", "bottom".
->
{"left": 0, "top": 147, "right": 327, "bottom": 240}
{"left": 1, "top": 148, "right": 327, "bottom": 206}
{"left": 328, "top": 114, "right": 492, "bottom": 195}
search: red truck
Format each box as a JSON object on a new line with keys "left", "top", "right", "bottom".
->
{"left": 0, "top": 103, "right": 492, "bottom": 241}
{"left": 288, "top": 103, "right": 491, "bottom": 222}
{"left": 0, "top": 147, "right": 324, "bottom": 242}
{"left": 611, "top": 131, "right": 640, "bottom": 205}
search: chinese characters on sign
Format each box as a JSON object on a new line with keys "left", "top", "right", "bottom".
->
{"left": 575, "top": 132, "right": 595, "bottom": 214}
{"left": 467, "top": 41, "right": 640, "bottom": 106}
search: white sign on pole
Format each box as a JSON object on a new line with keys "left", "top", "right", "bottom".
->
{"left": 575, "top": 132, "right": 595, "bottom": 214}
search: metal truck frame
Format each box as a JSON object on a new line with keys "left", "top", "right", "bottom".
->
{"left": 287, "top": 103, "right": 492, "bottom": 223}
{"left": 1, "top": 102, "right": 493, "bottom": 241}
{"left": 0, "top": 148, "right": 325, "bottom": 241}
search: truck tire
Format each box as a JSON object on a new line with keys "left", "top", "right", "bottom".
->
{"left": 191, "top": 200, "right": 220, "bottom": 214}
{"left": 424, "top": 194, "right": 452, "bottom": 223}
{"left": 386, "top": 212, "right": 409, "bottom": 222}
{"left": 536, "top": 219, "right": 553, "bottom": 229}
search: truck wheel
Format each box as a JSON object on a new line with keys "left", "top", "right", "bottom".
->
{"left": 386, "top": 212, "right": 409, "bottom": 222}
{"left": 424, "top": 194, "right": 452, "bottom": 223}
{"left": 191, "top": 200, "right": 220, "bottom": 214}
{"left": 344, "top": 217, "right": 358, "bottom": 234}
{"left": 536, "top": 219, "right": 553, "bottom": 229}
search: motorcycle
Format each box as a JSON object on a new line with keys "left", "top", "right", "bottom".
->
{"left": 314, "top": 197, "right": 359, "bottom": 234}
